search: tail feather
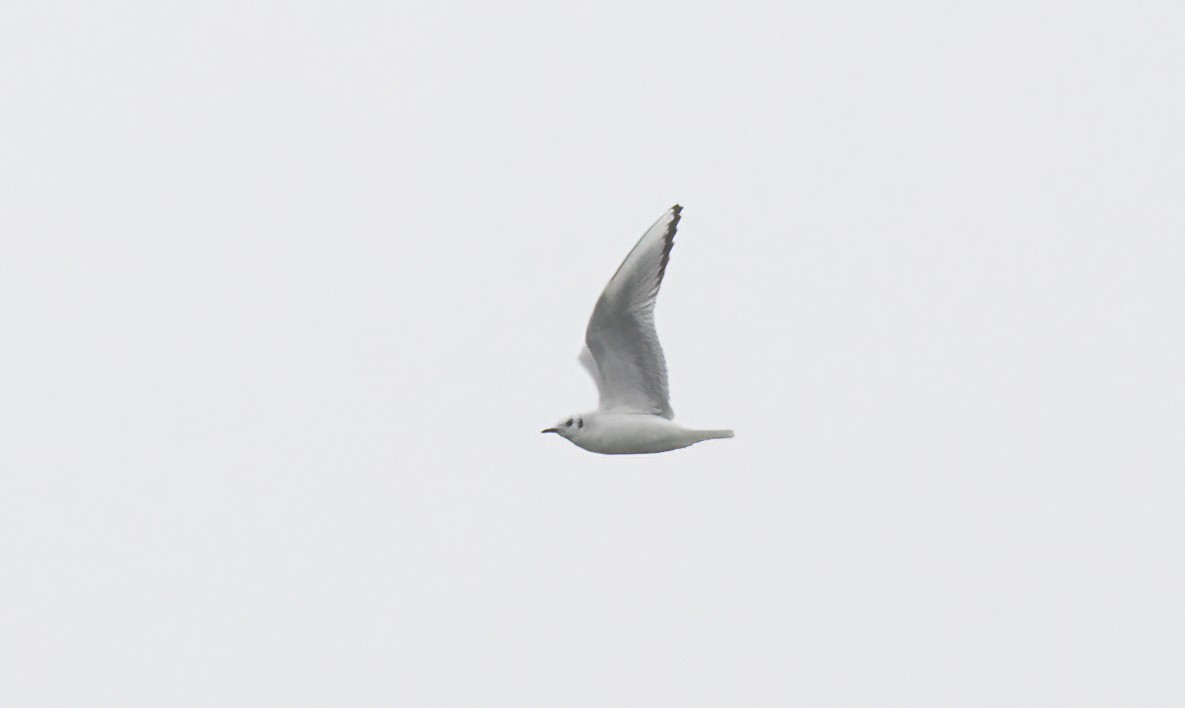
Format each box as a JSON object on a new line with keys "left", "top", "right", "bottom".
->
{"left": 697, "top": 429, "right": 734, "bottom": 441}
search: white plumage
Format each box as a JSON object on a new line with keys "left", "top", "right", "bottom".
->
{"left": 543, "top": 205, "right": 733, "bottom": 455}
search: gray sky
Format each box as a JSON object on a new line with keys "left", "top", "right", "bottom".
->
{"left": 3, "top": 2, "right": 1183, "bottom": 705}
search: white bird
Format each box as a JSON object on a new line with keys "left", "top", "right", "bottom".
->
{"left": 542, "top": 205, "right": 734, "bottom": 454}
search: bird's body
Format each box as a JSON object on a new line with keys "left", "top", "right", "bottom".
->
{"left": 560, "top": 412, "right": 734, "bottom": 455}
{"left": 543, "top": 205, "right": 733, "bottom": 455}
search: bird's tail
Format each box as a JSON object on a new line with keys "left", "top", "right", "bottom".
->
{"left": 696, "top": 429, "right": 735, "bottom": 441}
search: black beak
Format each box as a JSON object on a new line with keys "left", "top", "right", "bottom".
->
{"left": 541, "top": 428, "right": 558, "bottom": 434}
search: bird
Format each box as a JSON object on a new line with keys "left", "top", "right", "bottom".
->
{"left": 542, "top": 204, "right": 734, "bottom": 454}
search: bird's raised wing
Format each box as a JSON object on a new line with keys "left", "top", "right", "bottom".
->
{"left": 582, "top": 205, "right": 680, "bottom": 418}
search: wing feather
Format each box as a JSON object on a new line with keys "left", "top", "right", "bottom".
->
{"left": 582, "top": 205, "right": 680, "bottom": 418}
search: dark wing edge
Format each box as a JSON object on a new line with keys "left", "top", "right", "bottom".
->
{"left": 601, "top": 204, "right": 681, "bottom": 305}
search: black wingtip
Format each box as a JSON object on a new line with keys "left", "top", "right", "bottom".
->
{"left": 657, "top": 205, "right": 681, "bottom": 284}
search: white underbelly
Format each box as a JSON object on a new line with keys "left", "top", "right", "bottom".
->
{"left": 575, "top": 414, "right": 700, "bottom": 455}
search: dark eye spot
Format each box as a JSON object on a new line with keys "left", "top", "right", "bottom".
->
{"left": 578, "top": 418, "right": 584, "bottom": 428}
{"left": 565, "top": 418, "right": 573, "bottom": 427}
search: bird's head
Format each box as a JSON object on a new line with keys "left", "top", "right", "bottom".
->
{"left": 541, "top": 414, "right": 586, "bottom": 440}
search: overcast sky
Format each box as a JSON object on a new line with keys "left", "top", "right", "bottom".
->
{"left": 3, "top": 2, "right": 1183, "bottom": 706}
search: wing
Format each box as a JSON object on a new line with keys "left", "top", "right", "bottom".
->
{"left": 578, "top": 346, "right": 604, "bottom": 392}
{"left": 582, "top": 204, "right": 680, "bottom": 418}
